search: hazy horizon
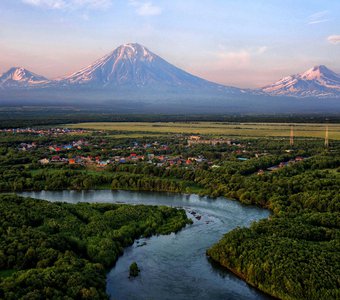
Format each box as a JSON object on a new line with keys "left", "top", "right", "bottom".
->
{"left": 1, "top": 0, "right": 339, "bottom": 88}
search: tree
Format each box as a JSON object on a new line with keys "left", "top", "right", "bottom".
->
{"left": 129, "top": 262, "right": 140, "bottom": 277}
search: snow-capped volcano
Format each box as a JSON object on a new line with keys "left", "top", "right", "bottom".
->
{"left": 0, "top": 43, "right": 244, "bottom": 96}
{"left": 57, "top": 43, "right": 238, "bottom": 91}
{"left": 261, "top": 65, "right": 340, "bottom": 98}
{"left": 60, "top": 43, "right": 159, "bottom": 86}
{"left": 1, "top": 45, "right": 339, "bottom": 108}
{"left": 0, "top": 67, "right": 50, "bottom": 89}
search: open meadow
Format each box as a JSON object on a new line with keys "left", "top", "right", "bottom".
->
{"left": 66, "top": 122, "right": 340, "bottom": 140}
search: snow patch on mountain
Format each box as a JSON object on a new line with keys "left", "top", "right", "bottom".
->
{"left": 1, "top": 46, "right": 339, "bottom": 100}
{"left": 0, "top": 67, "right": 50, "bottom": 89}
{"left": 56, "top": 43, "right": 239, "bottom": 92}
{"left": 261, "top": 65, "right": 340, "bottom": 98}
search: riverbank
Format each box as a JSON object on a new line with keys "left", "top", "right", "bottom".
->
{"left": 19, "top": 190, "right": 271, "bottom": 300}
{"left": 17, "top": 165, "right": 340, "bottom": 300}
{"left": 1, "top": 126, "right": 338, "bottom": 299}
{"left": 207, "top": 212, "right": 340, "bottom": 300}
{"left": 0, "top": 194, "right": 191, "bottom": 299}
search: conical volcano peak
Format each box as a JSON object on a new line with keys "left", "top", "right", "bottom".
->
{"left": 59, "top": 43, "right": 239, "bottom": 90}
{"left": 261, "top": 65, "right": 340, "bottom": 98}
{"left": 0, "top": 67, "right": 49, "bottom": 88}
{"left": 7, "top": 67, "right": 38, "bottom": 80}
{"left": 111, "top": 43, "right": 156, "bottom": 62}
{"left": 120, "top": 43, "right": 149, "bottom": 52}
{"left": 301, "top": 65, "right": 336, "bottom": 80}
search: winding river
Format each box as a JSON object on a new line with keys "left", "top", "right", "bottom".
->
{"left": 20, "top": 190, "right": 272, "bottom": 300}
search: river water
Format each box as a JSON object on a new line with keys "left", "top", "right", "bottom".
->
{"left": 20, "top": 190, "right": 272, "bottom": 300}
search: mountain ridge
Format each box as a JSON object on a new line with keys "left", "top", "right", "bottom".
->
{"left": 0, "top": 43, "right": 242, "bottom": 94}
{"left": 55, "top": 43, "right": 244, "bottom": 95}
{"left": 261, "top": 65, "right": 340, "bottom": 98}
{"left": 0, "top": 67, "right": 50, "bottom": 89}
{"left": 0, "top": 44, "right": 339, "bottom": 99}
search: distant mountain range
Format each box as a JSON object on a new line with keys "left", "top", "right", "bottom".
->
{"left": 58, "top": 43, "right": 240, "bottom": 93}
{"left": 0, "top": 43, "right": 242, "bottom": 94}
{"left": 0, "top": 67, "right": 49, "bottom": 89}
{"left": 261, "top": 65, "right": 340, "bottom": 98}
{"left": 1, "top": 43, "right": 340, "bottom": 114}
{"left": 1, "top": 43, "right": 339, "bottom": 99}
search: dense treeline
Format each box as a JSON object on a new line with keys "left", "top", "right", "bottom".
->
{"left": 0, "top": 168, "right": 113, "bottom": 191}
{"left": 0, "top": 194, "right": 191, "bottom": 299}
{"left": 110, "top": 152, "right": 340, "bottom": 213}
{"left": 206, "top": 152, "right": 340, "bottom": 299}
{"left": 0, "top": 167, "right": 196, "bottom": 193}
{"left": 111, "top": 173, "right": 188, "bottom": 193}
{"left": 207, "top": 212, "right": 340, "bottom": 300}
{"left": 1, "top": 111, "right": 339, "bottom": 129}
{"left": 92, "top": 140, "right": 340, "bottom": 299}
{"left": 1, "top": 128, "right": 340, "bottom": 299}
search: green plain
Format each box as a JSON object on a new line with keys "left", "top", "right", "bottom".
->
{"left": 65, "top": 122, "right": 340, "bottom": 140}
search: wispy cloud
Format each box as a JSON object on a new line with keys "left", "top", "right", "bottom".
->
{"left": 215, "top": 46, "right": 268, "bottom": 68}
{"left": 255, "top": 46, "right": 268, "bottom": 55}
{"left": 22, "top": 0, "right": 112, "bottom": 10}
{"left": 327, "top": 35, "right": 340, "bottom": 45}
{"left": 308, "top": 10, "right": 329, "bottom": 25}
{"left": 129, "top": 1, "right": 162, "bottom": 16}
{"left": 23, "top": 0, "right": 65, "bottom": 9}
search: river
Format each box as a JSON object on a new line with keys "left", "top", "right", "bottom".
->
{"left": 20, "top": 190, "right": 272, "bottom": 300}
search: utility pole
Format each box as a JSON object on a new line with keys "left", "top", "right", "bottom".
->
{"left": 325, "top": 125, "right": 329, "bottom": 148}
{"left": 290, "top": 125, "right": 294, "bottom": 147}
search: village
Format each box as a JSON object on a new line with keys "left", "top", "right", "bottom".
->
{"left": 11, "top": 132, "right": 306, "bottom": 174}
{"left": 0, "top": 127, "right": 90, "bottom": 136}
{"left": 35, "top": 139, "right": 210, "bottom": 168}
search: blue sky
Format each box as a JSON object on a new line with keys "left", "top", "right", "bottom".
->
{"left": 0, "top": 0, "right": 339, "bottom": 87}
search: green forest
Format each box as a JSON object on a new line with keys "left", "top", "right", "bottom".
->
{"left": 0, "top": 194, "right": 191, "bottom": 299}
{"left": 207, "top": 212, "right": 340, "bottom": 300}
{"left": 206, "top": 155, "right": 340, "bottom": 299}
{"left": 0, "top": 125, "right": 339, "bottom": 299}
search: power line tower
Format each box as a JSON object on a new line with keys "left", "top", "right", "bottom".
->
{"left": 325, "top": 125, "right": 329, "bottom": 148}
{"left": 290, "top": 125, "right": 294, "bottom": 147}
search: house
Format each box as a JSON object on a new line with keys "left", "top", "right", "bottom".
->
{"left": 98, "top": 160, "right": 109, "bottom": 166}
{"left": 189, "top": 135, "right": 201, "bottom": 141}
{"left": 257, "top": 169, "right": 265, "bottom": 175}
{"left": 51, "top": 156, "right": 61, "bottom": 162}
{"left": 39, "top": 158, "right": 50, "bottom": 165}
{"left": 188, "top": 136, "right": 232, "bottom": 146}
{"left": 75, "top": 157, "right": 84, "bottom": 164}
{"left": 157, "top": 155, "right": 165, "bottom": 162}
{"left": 211, "top": 165, "right": 220, "bottom": 169}
{"left": 129, "top": 153, "right": 139, "bottom": 161}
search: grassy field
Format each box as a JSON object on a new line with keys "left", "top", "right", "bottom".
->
{"left": 65, "top": 122, "right": 340, "bottom": 140}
